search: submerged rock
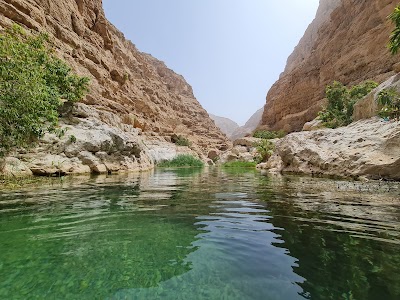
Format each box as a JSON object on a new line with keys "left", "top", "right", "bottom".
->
{"left": 0, "top": 158, "right": 33, "bottom": 177}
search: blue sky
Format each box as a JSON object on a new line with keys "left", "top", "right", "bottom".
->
{"left": 103, "top": 0, "right": 319, "bottom": 125}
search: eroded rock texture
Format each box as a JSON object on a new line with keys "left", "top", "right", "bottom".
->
{"left": 0, "top": 0, "right": 229, "bottom": 152}
{"left": 262, "top": 118, "right": 400, "bottom": 181}
{"left": 260, "top": 0, "right": 400, "bottom": 132}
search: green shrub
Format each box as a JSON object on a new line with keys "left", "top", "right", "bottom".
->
{"left": 69, "top": 135, "right": 77, "bottom": 143}
{"left": 254, "top": 139, "right": 275, "bottom": 163}
{"left": 0, "top": 24, "right": 89, "bottom": 157}
{"left": 222, "top": 161, "right": 257, "bottom": 168}
{"left": 172, "top": 135, "right": 191, "bottom": 147}
{"left": 388, "top": 4, "right": 400, "bottom": 54}
{"left": 377, "top": 88, "right": 400, "bottom": 120}
{"left": 158, "top": 155, "right": 204, "bottom": 168}
{"left": 176, "top": 137, "right": 190, "bottom": 147}
{"left": 318, "top": 81, "right": 378, "bottom": 128}
{"left": 253, "top": 130, "right": 286, "bottom": 139}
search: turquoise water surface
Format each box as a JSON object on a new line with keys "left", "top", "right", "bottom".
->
{"left": 0, "top": 168, "right": 399, "bottom": 299}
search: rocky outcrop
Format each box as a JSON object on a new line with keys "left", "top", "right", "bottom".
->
{"left": 1, "top": 103, "right": 206, "bottom": 176}
{"left": 218, "top": 137, "right": 261, "bottom": 164}
{"left": 209, "top": 114, "right": 240, "bottom": 138}
{"left": 0, "top": 0, "right": 229, "bottom": 176}
{"left": 2, "top": 103, "right": 152, "bottom": 177}
{"left": 261, "top": 117, "right": 400, "bottom": 181}
{"left": 260, "top": 0, "right": 400, "bottom": 132}
{"left": 230, "top": 108, "right": 264, "bottom": 140}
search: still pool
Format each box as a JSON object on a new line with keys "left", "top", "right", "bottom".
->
{"left": 0, "top": 168, "right": 399, "bottom": 299}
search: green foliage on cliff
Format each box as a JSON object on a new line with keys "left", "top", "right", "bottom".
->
{"left": 158, "top": 155, "right": 204, "bottom": 168}
{"left": 171, "top": 134, "right": 191, "bottom": 147}
{"left": 377, "top": 88, "right": 400, "bottom": 119}
{"left": 0, "top": 24, "right": 89, "bottom": 157}
{"left": 253, "top": 130, "right": 286, "bottom": 139}
{"left": 388, "top": 4, "right": 400, "bottom": 54}
{"left": 318, "top": 81, "right": 378, "bottom": 128}
{"left": 175, "top": 136, "right": 191, "bottom": 147}
{"left": 254, "top": 139, "right": 275, "bottom": 163}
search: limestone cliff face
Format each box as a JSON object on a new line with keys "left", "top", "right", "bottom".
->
{"left": 261, "top": 0, "right": 400, "bottom": 132}
{"left": 0, "top": 0, "right": 229, "bottom": 152}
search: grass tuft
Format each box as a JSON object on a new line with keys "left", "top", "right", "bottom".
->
{"left": 158, "top": 155, "right": 204, "bottom": 168}
{"left": 0, "top": 175, "right": 66, "bottom": 190}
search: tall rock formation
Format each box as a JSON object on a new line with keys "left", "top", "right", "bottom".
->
{"left": 260, "top": 0, "right": 400, "bottom": 132}
{"left": 0, "top": 0, "right": 229, "bottom": 152}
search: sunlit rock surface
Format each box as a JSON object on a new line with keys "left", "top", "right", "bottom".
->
{"left": 262, "top": 117, "right": 400, "bottom": 180}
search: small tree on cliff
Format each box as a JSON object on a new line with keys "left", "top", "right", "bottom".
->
{"left": 0, "top": 24, "right": 89, "bottom": 157}
{"left": 388, "top": 4, "right": 400, "bottom": 54}
{"left": 318, "top": 81, "right": 378, "bottom": 128}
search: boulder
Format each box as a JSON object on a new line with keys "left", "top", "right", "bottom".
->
{"left": 260, "top": 117, "right": 400, "bottom": 181}
{"left": 207, "top": 149, "right": 219, "bottom": 160}
{"left": 233, "top": 137, "right": 260, "bottom": 148}
{"left": 0, "top": 158, "right": 32, "bottom": 177}
{"left": 302, "top": 118, "right": 324, "bottom": 131}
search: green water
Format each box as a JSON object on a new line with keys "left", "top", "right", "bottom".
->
{"left": 0, "top": 169, "right": 400, "bottom": 300}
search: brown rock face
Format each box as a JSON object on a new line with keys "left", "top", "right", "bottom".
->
{"left": 0, "top": 0, "right": 229, "bottom": 152}
{"left": 260, "top": 0, "right": 400, "bottom": 132}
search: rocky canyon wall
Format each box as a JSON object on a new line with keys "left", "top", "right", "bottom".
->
{"left": 0, "top": 0, "right": 229, "bottom": 152}
{"left": 260, "top": 0, "right": 400, "bottom": 132}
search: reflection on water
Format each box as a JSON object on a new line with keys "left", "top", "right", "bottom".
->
{"left": 261, "top": 176, "right": 400, "bottom": 300}
{"left": 0, "top": 169, "right": 399, "bottom": 299}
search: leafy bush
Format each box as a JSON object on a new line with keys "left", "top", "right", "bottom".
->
{"left": 253, "top": 130, "right": 286, "bottom": 139}
{"left": 0, "top": 24, "right": 89, "bottom": 157}
{"left": 69, "top": 135, "right": 77, "bottom": 143}
{"left": 172, "top": 135, "right": 191, "bottom": 147}
{"left": 222, "top": 161, "right": 257, "bottom": 168}
{"left": 377, "top": 88, "right": 400, "bottom": 120}
{"left": 388, "top": 4, "right": 400, "bottom": 54}
{"left": 254, "top": 139, "right": 275, "bottom": 163}
{"left": 157, "top": 155, "right": 204, "bottom": 168}
{"left": 318, "top": 81, "right": 378, "bottom": 128}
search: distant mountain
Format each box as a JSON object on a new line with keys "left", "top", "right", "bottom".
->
{"left": 209, "top": 114, "right": 240, "bottom": 138}
{"left": 210, "top": 107, "right": 264, "bottom": 140}
{"left": 230, "top": 108, "right": 264, "bottom": 140}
